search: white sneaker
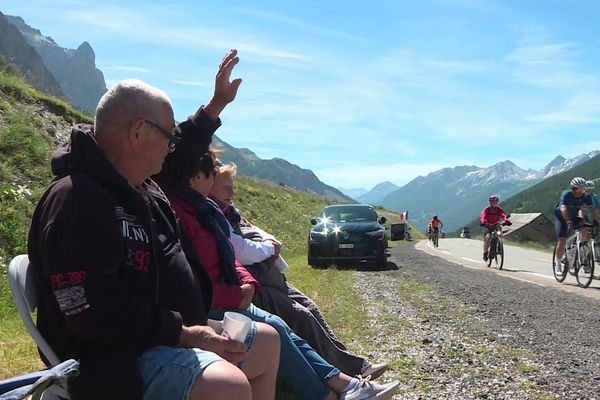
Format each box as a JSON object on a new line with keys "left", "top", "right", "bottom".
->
{"left": 554, "top": 260, "right": 562, "bottom": 275}
{"left": 340, "top": 377, "right": 399, "bottom": 400}
{"left": 361, "top": 363, "right": 388, "bottom": 380}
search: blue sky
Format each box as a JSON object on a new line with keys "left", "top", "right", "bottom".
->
{"left": 3, "top": 0, "right": 600, "bottom": 190}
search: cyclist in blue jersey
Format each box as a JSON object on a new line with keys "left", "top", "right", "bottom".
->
{"left": 553, "top": 177, "right": 599, "bottom": 273}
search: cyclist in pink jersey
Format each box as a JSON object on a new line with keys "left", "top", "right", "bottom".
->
{"left": 480, "top": 195, "right": 511, "bottom": 261}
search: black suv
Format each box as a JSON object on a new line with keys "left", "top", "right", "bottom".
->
{"left": 308, "top": 204, "right": 388, "bottom": 269}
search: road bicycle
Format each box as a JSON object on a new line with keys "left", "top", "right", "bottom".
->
{"left": 485, "top": 222, "right": 510, "bottom": 270}
{"left": 552, "top": 223, "right": 596, "bottom": 288}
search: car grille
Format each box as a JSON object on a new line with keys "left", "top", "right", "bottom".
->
{"left": 339, "top": 232, "right": 363, "bottom": 242}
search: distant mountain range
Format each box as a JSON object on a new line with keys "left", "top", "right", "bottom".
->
{"left": 0, "top": 12, "right": 106, "bottom": 114}
{"left": 459, "top": 153, "right": 600, "bottom": 236}
{"left": 378, "top": 151, "right": 599, "bottom": 232}
{"left": 337, "top": 186, "right": 368, "bottom": 199}
{"left": 212, "top": 136, "right": 354, "bottom": 203}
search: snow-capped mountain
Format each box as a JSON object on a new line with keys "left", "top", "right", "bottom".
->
{"left": 464, "top": 160, "right": 537, "bottom": 186}
{"left": 538, "top": 151, "right": 600, "bottom": 179}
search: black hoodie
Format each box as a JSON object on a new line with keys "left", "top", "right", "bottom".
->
{"left": 27, "top": 107, "right": 219, "bottom": 399}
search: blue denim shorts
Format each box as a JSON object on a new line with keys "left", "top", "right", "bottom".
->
{"left": 138, "top": 323, "right": 257, "bottom": 400}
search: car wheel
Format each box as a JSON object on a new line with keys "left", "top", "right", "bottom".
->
{"left": 308, "top": 253, "right": 326, "bottom": 269}
{"left": 375, "top": 250, "right": 387, "bottom": 269}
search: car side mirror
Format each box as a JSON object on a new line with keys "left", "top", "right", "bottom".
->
{"left": 379, "top": 216, "right": 387, "bottom": 224}
{"left": 310, "top": 218, "right": 317, "bottom": 225}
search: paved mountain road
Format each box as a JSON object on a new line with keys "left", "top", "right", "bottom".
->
{"left": 416, "top": 238, "right": 600, "bottom": 298}
{"left": 354, "top": 240, "right": 600, "bottom": 398}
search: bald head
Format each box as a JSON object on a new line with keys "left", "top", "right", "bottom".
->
{"left": 93, "top": 79, "right": 175, "bottom": 185}
{"left": 95, "top": 79, "right": 172, "bottom": 137}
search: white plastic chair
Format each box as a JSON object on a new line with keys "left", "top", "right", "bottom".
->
{"left": 8, "top": 255, "right": 60, "bottom": 366}
{"left": 7, "top": 254, "right": 72, "bottom": 399}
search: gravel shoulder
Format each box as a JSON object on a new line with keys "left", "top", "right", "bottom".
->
{"left": 354, "top": 241, "right": 600, "bottom": 399}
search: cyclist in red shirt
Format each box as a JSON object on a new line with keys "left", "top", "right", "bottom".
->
{"left": 430, "top": 216, "right": 443, "bottom": 231}
{"left": 480, "top": 195, "right": 511, "bottom": 261}
{"left": 430, "top": 216, "right": 443, "bottom": 242}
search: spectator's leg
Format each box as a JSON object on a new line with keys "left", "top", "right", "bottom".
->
{"left": 139, "top": 346, "right": 251, "bottom": 400}
{"left": 287, "top": 283, "right": 340, "bottom": 342}
{"left": 286, "top": 283, "right": 366, "bottom": 376}
{"left": 189, "top": 360, "right": 251, "bottom": 400}
{"left": 211, "top": 306, "right": 332, "bottom": 400}
{"left": 241, "top": 322, "right": 280, "bottom": 400}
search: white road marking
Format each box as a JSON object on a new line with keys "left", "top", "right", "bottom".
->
{"left": 461, "top": 257, "right": 480, "bottom": 263}
{"left": 514, "top": 271, "right": 555, "bottom": 280}
{"left": 441, "top": 251, "right": 451, "bottom": 255}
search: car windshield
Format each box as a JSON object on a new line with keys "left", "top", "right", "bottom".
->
{"left": 321, "top": 206, "right": 378, "bottom": 222}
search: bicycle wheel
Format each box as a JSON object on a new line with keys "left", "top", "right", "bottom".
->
{"left": 496, "top": 239, "right": 504, "bottom": 270}
{"left": 552, "top": 244, "right": 568, "bottom": 282}
{"left": 434, "top": 232, "right": 439, "bottom": 248}
{"left": 487, "top": 237, "right": 495, "bottom": 268}
{"left": 575, "top": 242, "right": 594, "bottom": 288}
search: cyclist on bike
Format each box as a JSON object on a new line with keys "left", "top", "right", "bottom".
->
{"left": 430, "top": 216, "right": 443, "bottom": 239}
{"left": 586, "top": 180, "right": 600, "bottom": 211}
{"left": 553, "top": 177, "right": 599, "bottom": 273}
{"left": 480, "top": 195, "right": 511, "bottom": 261}
{"left": 426, "top": 223, "right": 433, "bottom": 242}
{"left": 587, "top": 180, "right": 600, "bottom": 261}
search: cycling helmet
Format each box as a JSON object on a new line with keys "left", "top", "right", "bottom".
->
{"left": 433, "top": 215, "right": 438, "bottom": 219}
{"left": 587, "top": 180, "right": 595, "bottom": 190}
{"left": 489, "top": 195, "right": 499, "bottom": 202}
{"left": 570, "top": 177, "right": 587, "bottom": 189}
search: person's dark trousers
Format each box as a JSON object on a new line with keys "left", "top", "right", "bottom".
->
{"left": 248, "top": 268, "right": 366, "bottom": 376}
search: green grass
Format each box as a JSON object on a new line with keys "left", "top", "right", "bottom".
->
{"left": 0, "top": 60, "right": 93, "bottom": 378}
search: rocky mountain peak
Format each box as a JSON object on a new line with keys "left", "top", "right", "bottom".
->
{"left": 4, "top": 14, "right": 106, "bottom": 114}
{"left": 74, "top": 41, "right": 95, "bottom": 65}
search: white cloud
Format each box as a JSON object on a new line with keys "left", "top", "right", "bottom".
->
{"left": 106, "top": 66, "right": 151, "bottom": 73}
{"left": 528, "top": 91, "right": 600, "bottom": 123}
{"left": 505, "top": 42, "right": 578, "bottom": 65}
{"left": 230, "top": 7, "right": 370, "bottom": 44}
{"left": 58, "top": 6, "right": 312, "bottom": 63}
{"left": 172, "top": 80, "right": 208, "bottom": 87}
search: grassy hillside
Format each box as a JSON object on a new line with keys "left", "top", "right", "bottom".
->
{"left": 455, "top": 154, "right": 600, "bottom": 238}
{"left": 0, "top": 58, "right": 92, "bottom": 377}
{"left": 0, "top": 60, "right": 419, "bottom": 380}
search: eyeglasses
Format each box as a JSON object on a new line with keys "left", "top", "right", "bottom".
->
{"left": 143, "top": 119, "right": 180, "bottom": 151}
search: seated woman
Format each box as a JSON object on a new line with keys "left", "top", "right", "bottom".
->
{"left": 209, "top": 161, "right": 387, "bottom": 379}
{"left": 156, "top": 147, "right": 399, "bottom": 400}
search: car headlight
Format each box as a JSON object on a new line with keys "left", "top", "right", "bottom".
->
{"left": 365, "top": 229, "right": 385, "bottom": 239}
{"left": 310, "top": 229, "right": 329, "bottom": 240}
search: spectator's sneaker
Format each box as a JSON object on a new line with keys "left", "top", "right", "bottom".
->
{"left": 483, "top": 252, "right": 488, "bottom": 261}
{"left": 360, "top": 363, "right": 388, "bottom": 380}
{"left": 340, "top": 377, "right": 399, "bottom": 400}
